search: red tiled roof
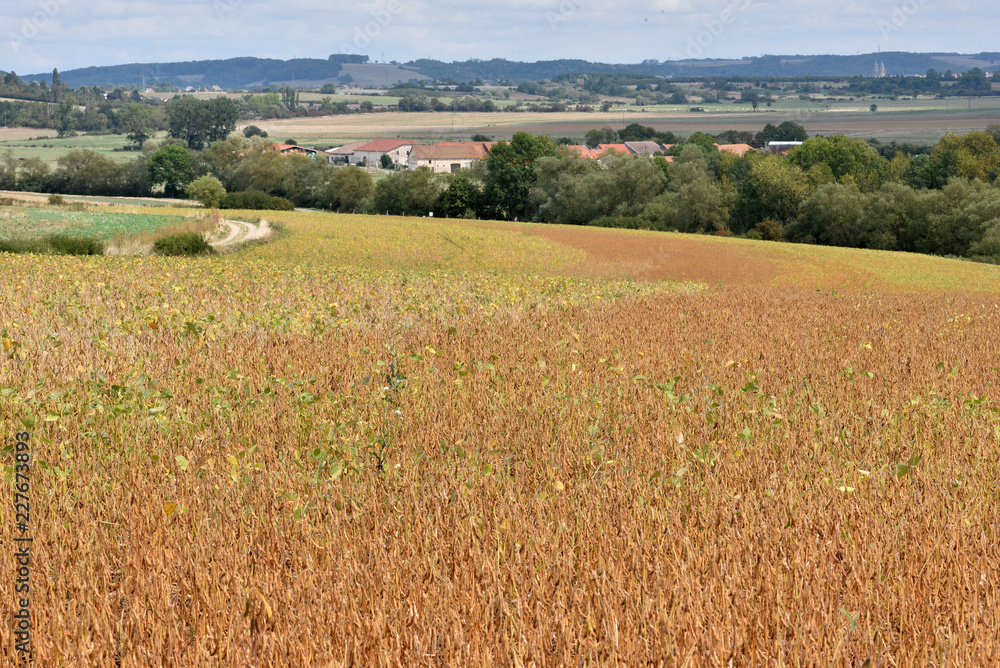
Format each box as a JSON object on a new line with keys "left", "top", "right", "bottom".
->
{"left": 597, "top": 144, "right": 631, "bottom": 155}
{"left": 566, "top": 145, "right": 603, "bottom": 159}
{"left": 411, "top": 142, "right": 491, "bottom": 161}
{"left": 417, "top": 141, "right": 494, "bottom": 158}
{"left": 354, "top": 138, "right": 415, "bottom": 152}
{"left": 717, "top": 143, "right": 755, "bottom": 156}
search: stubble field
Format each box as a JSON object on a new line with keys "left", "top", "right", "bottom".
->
{"left": 1, "top": 210, "right": 1000, "bottom": 665}
{"left": 247, "top": 98, "right": 1000, "bottom": 146}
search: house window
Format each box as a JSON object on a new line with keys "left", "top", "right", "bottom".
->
{"left": 450, "top": 163, "right": 461, "bottom": 173}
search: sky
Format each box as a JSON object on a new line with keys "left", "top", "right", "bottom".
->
{"left": 2, "top": 0, "right": 997, "bottom": 75}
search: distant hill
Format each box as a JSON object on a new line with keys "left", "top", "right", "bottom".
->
{"left": 22, "top": 57, "right": 350, "bottom": 89}
{"left": 23, "top": 52, "right": 1000, "bottom": 88}
{"left": 407, "top": 52, "right": 1000, "bottom": 81}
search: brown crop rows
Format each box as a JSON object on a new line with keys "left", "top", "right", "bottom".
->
{"left": 1, "top": 212, "right": 999, "bottom": 665}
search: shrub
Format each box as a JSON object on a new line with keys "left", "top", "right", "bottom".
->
{"left": 218, "top": 190, "right": 295, "bottom": 211}
{"left": 46, "top": 234, "right": 105, "bottom": 255}
{"left": 48, "top": 194, "right": 66, "bottom": 205}
{"left": 0, "top": 237, "right": 48, "bottom": 254}
{"left": 0, "top": 234, "right": 104, "bottom": 255}
{"left": 187, "top": 175, "right": 227, "bottom": 208}
{"left": 754, "top": 218, "right": 786, "bottom": 242}
{"left": 153, "top": 232, "right": 214, "bottom": 256}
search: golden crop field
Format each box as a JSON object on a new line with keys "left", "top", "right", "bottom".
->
{"left": 2, "top": 210, "right": 1000, "bottom": 665}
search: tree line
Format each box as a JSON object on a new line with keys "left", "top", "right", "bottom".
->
{"left": 363, "top": 126, "right": 1000, "bottom": 264}
{"left": 3, "top": 112, "right": 1000, "bottom": 263}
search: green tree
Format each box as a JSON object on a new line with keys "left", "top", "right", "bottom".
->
{"left": 434, "top": 175, "right": 483, "bottom": 218}
{"left": 532, "top": 156, "right": 605, "bottom": 225}
{"left": 51, "top": 68, "right": 62, "bottom": 102}
{"left": 186, "top": 175, "right": 226, "bottom": 207}
{"left": 619, "top": 123, "right": 657, "bottom": 141}
{"left": 932, "top": 131, "right": 1000, "bottom": 182}
{"left": 482, "top": 132, "right": 558, "bottom": 220}
{"left": 584, "top": 127, "right": 616, "bottom": 148}
{"left": 148, "top": 144, "right": 192, "bottom": 197}
{"left": 55, "top": 149, "right": 122, "bottom": 195}
{"left": 243, "top": 125, "right": 268, "bottom": 138}
{"left": 16, "top": 157, "right": 52, "bottom": 192}
{"left": 666, "top": 145, "right": 711, "bottom": 188}
{"left": 787, "top": 134, "right": 886, "bottom": 192}
{"left": 166, "top": 96, "right": 238, "bottom": 150}
{"left": 789, "top": 182, "right": 871, "bottom": 247}
{"left": 205, "top": 97, "right": 239, "bottom": 145}
{"left": 118, "top": 102, "right": 154, "bottom": 149}
{"left": 863, "top": 182, "right": 925, "bottom": 251}
{"left": 372, "top": 167, "right": 441, "bottom": 216}
{"left": 644, "top": 176, "right": 731, "bottom": 233}
{"left": 281, "top": 87, "right": 299, "bottom": 110}
{"left": 197, "top": 135, "right": 257, "bottom": 189}
{"left": 233, "top": 150, "right": 327, "bottom": 206}
{"left": 53, "top": 98, "right": 78, "bottom": 138}
{"left": 906, "top": 152, "right": 957, "bottom": 190}
{"left": 753, "top": 121, "right": 807, "bottom": 148}
{"left": 597, "top": 153, "right": 667, "bottom": 218}
{"left": 166, "top": 96, "right": 207, "bottom": 148}
{"left": 749, "top": 153, "right": 813, "bottom": 223}
{"left": 0, "top": 150, "right": 17, "bottom": 190}
{"left": 320, "top": 167, "right": 375, "bottom": 212}
{"left": 380, "top": 153, "right": 394, "bottom": 170}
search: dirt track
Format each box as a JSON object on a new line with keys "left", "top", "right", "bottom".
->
{"left": 211, "top": 219, "right": 273, "bottom": 248}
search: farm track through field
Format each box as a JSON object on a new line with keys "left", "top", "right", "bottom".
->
{"left": 211, "top": 218, "right": 273, "bottom": 248}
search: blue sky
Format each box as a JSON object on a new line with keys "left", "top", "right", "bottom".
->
{"left": 2, "top": 0, "right": 996, "bottom": 74}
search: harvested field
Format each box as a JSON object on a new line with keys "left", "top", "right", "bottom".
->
{"left": 249, "top": 101, "right": 1000, "bottom": 145}
{"left": 2, "top": 210, "right": 1000, "bottom": 664}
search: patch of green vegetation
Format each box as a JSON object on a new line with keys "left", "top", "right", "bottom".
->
{"left": 153, "top": 231, "right": 214, "bottom": 256}
{"left": 0, "top": 232, "right": 104, "bottom": 255}
{"left": 0, "top": 209, "right": 189, "bottom": 240}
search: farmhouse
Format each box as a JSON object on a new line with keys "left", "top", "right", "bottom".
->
{"left": 273, "top": 144, "right": 318, "bottom": 159}
{"left": 325, "top": 141, "right": 367, "bottom": 165}
{"left": 407, "top": 142, "right": 494, "bottom": 173}
{"left": 352, "top": 139, "right": 415, "bottom": 167}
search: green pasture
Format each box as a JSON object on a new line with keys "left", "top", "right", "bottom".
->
{"left": 0, "top": 206, "right": 191, "bottom": 240}
{"left": 0, "top": 132, "right": 153, "bottom": 165}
